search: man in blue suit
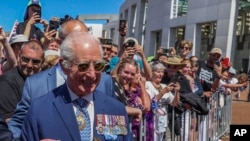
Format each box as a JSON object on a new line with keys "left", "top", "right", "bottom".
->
{"left": 8, "top": 19, "right": 115, "bottom": 139}
{"left": 22, "top": 31, "right": 131, "bottom": 140}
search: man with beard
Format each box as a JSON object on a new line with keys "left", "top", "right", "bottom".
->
{"left": 0, "top": 40, "right": 44, "bottom": 121}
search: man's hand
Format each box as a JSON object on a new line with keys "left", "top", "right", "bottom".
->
{"left": 27, "top": 13, "right": 40, "bottom": 25}
{"left": 40, "top": 19, "right": 49, "bottom": 29}
{"left": 214, "top": 62, "right": 222, "bottom": 78}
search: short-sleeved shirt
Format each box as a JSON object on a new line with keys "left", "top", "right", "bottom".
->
{"left": 0, "top": 67, "right": 25, "bottom": 119}
{"left": 197, "top": 60, "right": 217, "bottom": 91}
{"left": 16, "top": 21, "right": 44, "bottom": 41}
{"left": 145, "top": 81, "right": 174, "bottom": 104}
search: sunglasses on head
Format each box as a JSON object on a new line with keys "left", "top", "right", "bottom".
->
{"left": 21, "top": 56, "right": 42, "bottom": 65}
{"left": 75, "top": 61, "right": 106, "bottom": 72}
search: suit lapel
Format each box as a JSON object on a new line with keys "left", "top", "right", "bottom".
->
{"left": 53, "top": 84, "right": 81, "bottom": 141}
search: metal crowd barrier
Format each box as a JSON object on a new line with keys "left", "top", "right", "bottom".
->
{"left": 131, "top": 91, "right": 232, "bottom": 141}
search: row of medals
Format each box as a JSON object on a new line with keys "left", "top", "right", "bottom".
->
{"left": 96, "top": 114, "right": 128, "bottom": 135}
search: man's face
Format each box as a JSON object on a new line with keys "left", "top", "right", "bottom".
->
{"left": 167, "top": 65, "right": 182, "bottom": 77}
{"left": 110, "top": 46, "right": 118, "bottom": 58}
{"left": 18, "top": 44, "right": 43, "bottom": 77}
{"left": 208, "top": 53, "right": 221, "bottom": 63}
{"left": 63, "top": 41, "right": 103, "bottom": 96}
{"left": 101, "top": 44, "right": 111, "bottom": 60}
{"left": 28, "top": 5, "right": 41, "bottom": 19}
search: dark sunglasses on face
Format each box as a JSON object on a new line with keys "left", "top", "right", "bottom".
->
{"left": 180, "top": 46, "right": 190, "bottom": 50}
{"left": 167, "top": 65, "right": 178, "bottom": 69}
{"left": 21, "top": 56, "right": 42, "bottom": 65}
{"left": 76, "top": 61, "right": 106, "bottom": 72}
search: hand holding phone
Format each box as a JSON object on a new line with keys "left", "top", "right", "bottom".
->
{"left": 34, "top": 9, "right": 41, "bottom": 23}
{"left": 119, "top": 20, "right": 126, "bottom": 32}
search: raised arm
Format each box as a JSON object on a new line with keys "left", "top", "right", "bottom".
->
{"left": 0, "top": 27, "right": 17, "bottom": 72}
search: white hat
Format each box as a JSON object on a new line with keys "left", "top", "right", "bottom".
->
{"left": 9, "top": 34, "right": 28, "bottom": 45}
{"left": 123, "top": 37, "right": 138, "bottom": 45}
{"left": 228, "top": 67, "right": 236, "bottom": 75}
{"left": 210, "top": 47, "right": 222, "bottom": 55}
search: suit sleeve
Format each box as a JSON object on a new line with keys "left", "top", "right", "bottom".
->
{"left": 124, "top": 106, "right": 133, "bottom": 140}
{"left": 8, "top": 78, "right": 32, "bottom": 139}
{"left": 21, "top": 102, "right": 39, "bottom": 141}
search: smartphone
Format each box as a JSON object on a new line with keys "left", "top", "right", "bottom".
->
{"left": 34, "top": 9, "right": 41, "bottom": 23}
{"left": 215, "top": 60, "right": 220, "bottom": 66}
{"left": 119, "top": 20, "right": 126, "bottom": 32}
{"left": 127, "top": 40, "right": 135, "bottom": 47}
{"left": 49, "top": 20, "right": 60, "bottom": 31}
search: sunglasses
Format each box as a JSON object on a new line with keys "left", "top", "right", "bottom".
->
{"left": 167, "top": 65, "right": 178, "bottom": 69}
{"left": 75, "top": 61, "right": 106, "bottom": 72}
{"left": 21, "top": 56, "right": 42, "bottom": 65}
{"left": 180, "top": 46, "right": 190, "bottom": 50}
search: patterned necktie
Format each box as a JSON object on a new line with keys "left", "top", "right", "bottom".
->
{"left": 75, "top": 98, "right": 91, "bottom": 141}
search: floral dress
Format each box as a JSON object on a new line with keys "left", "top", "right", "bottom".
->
{"left": 112, "top": 77, "right": 145, "bottom": 139}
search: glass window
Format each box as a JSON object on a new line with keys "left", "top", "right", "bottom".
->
{"left": 171, "top": 0, "right": 188, "bottom": 18}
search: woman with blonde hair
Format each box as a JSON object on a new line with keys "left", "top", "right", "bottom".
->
{"left": 112, "top": 58, "right": 151, "bottom": 139}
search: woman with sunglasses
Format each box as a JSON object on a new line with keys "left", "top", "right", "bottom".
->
{"left": 179, "top": 40, "right": 193, "bottom": 59}
{"left": 111, "top": 58, "right": 150, "bottom": 140}
{"left": 145, "top": 61, "right": 180, "bottom": 141}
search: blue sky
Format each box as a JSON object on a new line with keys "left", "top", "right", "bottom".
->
{"left": 0, "top": 0, "right": 124, "bottom": 32}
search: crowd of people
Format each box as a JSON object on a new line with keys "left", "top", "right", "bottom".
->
{"left": 0, "top": 0, "right": 250, "bottom": 141}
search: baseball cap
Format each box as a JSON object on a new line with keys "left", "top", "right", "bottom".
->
{"left": 210, "top": 48, "right": 222, "bottom": 55}
{"left": 123, "top": 37, "right": 138, "bottom": 45}
{"left": 27, "top": 0, "right": 42, "bottom": 7}
{"left": 9, "top": 34, "right": 28, "bottom": 45}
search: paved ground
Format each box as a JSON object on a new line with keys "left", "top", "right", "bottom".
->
{"left": 221, "top": 85, "right": 250, "bottom": 141}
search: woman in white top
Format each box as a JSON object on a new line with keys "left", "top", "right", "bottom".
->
{"left": 145, "top": 61, "right": 180, "bottom": 141}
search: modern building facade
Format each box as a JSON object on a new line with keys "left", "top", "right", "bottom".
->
{"left": 103, "top": 0, "right": 250, "bottom": 72}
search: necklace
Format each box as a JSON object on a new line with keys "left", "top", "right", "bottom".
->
{"left": 152, "top": 82, "right": 162, "bottom": 92}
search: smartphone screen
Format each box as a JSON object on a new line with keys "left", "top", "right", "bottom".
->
{"left": 119, "top": 20, "right": 126, "bottom": 31}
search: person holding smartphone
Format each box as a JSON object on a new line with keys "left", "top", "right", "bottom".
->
{"left": 16, "top": 0, "right": 54, "bottom": 45}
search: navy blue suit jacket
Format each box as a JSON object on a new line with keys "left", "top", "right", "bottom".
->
{"left": 21, "top": 84, "right": 131, "bottom": 141}
{"left": 8, "top": 65, "right": 115, "bottom": 138}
